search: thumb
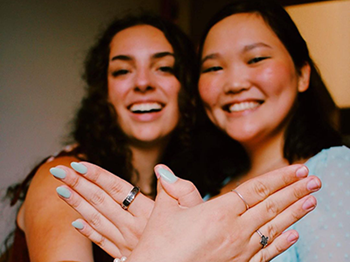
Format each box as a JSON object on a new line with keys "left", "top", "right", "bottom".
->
{"left": 154, "top": 164, "right": 203, "bottom": 207}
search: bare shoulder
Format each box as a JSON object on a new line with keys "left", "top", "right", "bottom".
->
{"left": 18, "top": 156, "right": 93, "bottom": 261}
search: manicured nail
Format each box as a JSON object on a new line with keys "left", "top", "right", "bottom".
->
{"left": 296, "top": 166, "right": 308, "bottom": 178}
{"left": 71, "top": 162, "right": 87, "bottom": 174}
{"left": 72, "top": 220, "right": 84, "bottom": 230}
{"left": 287, "top": 232, "right": 298, "bottom": 244}
{"left": 50, "top": 167, "right": 66, "bottom": 179}
{"left": 307, "top": 178, "right": 321, "bottom": 191}
{"left": 302, "top": 196, "right": 316, "bottom": 210}
{"left": 56, "top": 186, "right": 71, "bottom": 198}
{"left": 156, "top": 167, "right": 178, "bottom": 184}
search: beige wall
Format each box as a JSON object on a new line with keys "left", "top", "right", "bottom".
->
{"left": 0, "top": 0, "right": 159, "bottom": 248}
{"left": 286, "top": 0, "right": 350, "bottom": 108}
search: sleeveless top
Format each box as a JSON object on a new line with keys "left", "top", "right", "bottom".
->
{"left": 2, "top": 145, "right": 114, "bottom": 262}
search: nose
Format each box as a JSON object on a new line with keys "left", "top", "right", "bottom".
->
{"left": 134, "top": 69, "right": 154, "bottom": 93}
{"left": 223, "top": 66, "right": 251, "bottom": 94}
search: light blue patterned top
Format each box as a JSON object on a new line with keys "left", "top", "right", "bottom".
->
{"left": 273, "top": 146, "right": 350, "bottom": 261}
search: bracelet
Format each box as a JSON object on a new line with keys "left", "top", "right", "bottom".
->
{"left": 114, "top": 257, "right": 127, "bottom": 262}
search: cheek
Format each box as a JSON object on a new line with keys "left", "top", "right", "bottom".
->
{"left": 198, "top": 77, "right": 217, "bottom": 106}
{"left": 107, "top": 80, "right": 127, "bottom": 109}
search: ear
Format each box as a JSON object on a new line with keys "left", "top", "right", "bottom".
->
{"left": 297, "top": 62, "right": 311, "bottom": 93}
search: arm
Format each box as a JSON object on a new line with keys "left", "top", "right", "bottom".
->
{"left": 19, "top": 156, "right": 94, "bottom": 262}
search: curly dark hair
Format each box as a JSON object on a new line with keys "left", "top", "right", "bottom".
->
{"left": 70, "top": 12, "right": 198, "bottom": 186}
{"left": 191, "top": 0, "right": 343, "bottom": 196}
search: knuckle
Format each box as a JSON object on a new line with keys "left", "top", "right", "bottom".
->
{"left": 265, "top": 223, "right": 279, "bottom": 240}
{"left": 109, "top": 180, "right": 125, "bottom": 197}
{"left": 96, "top": 234, "right": 107, "bottom": 248}
{"left": 253, "top": 180, "right": 270, "bottom": 199}
{"left": 89, "top": 211, "right": 102, "bottom": 228}
{"left": 70, "top": 175, "right": 81, "bottom": 189}
{"left": 89, "top": 190, "right": 106, "bottom": 206}
{"left": 292, "top": 183, "right": 305, "bottom": 199}
{"left": 264, "top": 199, "right": 279, "bottom": 216}
{"left": 69, "top": 195, "right": 82, "bottom": 209}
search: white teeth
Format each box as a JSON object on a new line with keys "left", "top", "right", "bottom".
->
{"left": 130, "top": 102, "right": 162, "bottom": 113}
{"left": 228, "top": 101, "right": 260, "bottom": 112}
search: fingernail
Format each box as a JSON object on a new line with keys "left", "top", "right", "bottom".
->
{"left": 56, "top": 186, "right": 71, "bottom": 198}
{"left": 296, "top": 166, "right": 308, "bottom": 178}
{"left": 72, "top": 220, "right": 84, "bottom": 230}
{"left": 50, "top": 167, "right": 66, "bottom": 179}
{"left": 157, "top": 167, "right": 178, "bottom": 184}
{"left": 307, "top": 178, "right": 321, "bottom": 191}
{"left": 71, "top": 162, "right": 87, "bottom": 174}
{"left": 302, "top": 196, "right": 316, "bottom": 211}
{"left": 287, "top": 232, "right": 298, "bottom": 244}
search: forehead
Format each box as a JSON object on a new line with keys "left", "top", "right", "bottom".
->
{"left": 202, "top": 13, "right": 283, "bottom": 54}
{"left": 109, "top": 24, "right": 174, "bottom": 56}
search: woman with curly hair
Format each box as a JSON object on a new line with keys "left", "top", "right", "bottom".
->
{"left": 4, "top": 12, "right": 197, "bottom": 262}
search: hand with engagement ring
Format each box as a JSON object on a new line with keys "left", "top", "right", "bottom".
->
{"left": 52, "top": 162, "right": 320, "bottom": 261}
{"left": 126, "top": 164, "right": 320, "bottom": 262}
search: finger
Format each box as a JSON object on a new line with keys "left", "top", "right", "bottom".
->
{"left": 153, "top": 179, "right": 180, "bottom": 212}
{"left": 154, "top": 164, "right": 203, "bottom": 207}
{"left": 71, "top": 162, "right": 153, "bottom": 216}
{"left": 233, "top": 164, "right": 309, "bottom": 212}
{"left": 52, "top": 166, "right": 137, "bottom": 228}
{"left": 53, "top": 163, "right": 153, "bottom": 217}
{"left": 250, "top": 195, "right": 317, "bottom": 249}
{"left": 56, "top": 185, "right": 126, "bottom": 248}
{"left": 245, "top": 175, "right": 321, "bottom": 230}
{"left": 71, "top": 219, "right": 124, "bottom": 258}
{"left": 250, "top": 230, "right": 299, "bottom": 262}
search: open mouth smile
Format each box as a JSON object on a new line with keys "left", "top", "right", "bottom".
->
{"left": 223, "top": 101, "right": 262, "bottom": 113}
{"left": 129, "top": 102, "right": 164, "bottom": 114}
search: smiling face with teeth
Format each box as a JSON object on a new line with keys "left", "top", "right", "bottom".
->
{"left": 198, "top": 13, "right": 310, "bottom": 148}
{"left": 107, "top": 25, "right": 181, "bottom": 146}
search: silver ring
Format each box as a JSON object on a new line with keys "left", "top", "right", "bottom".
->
{"left": 256, "top": 229, "right": 268, "bottom": 248}
{"left": 114, "top": 256, "right": 127, "bottom": 262}
{"left": 232, "top": 190, "right": 250, "bottom": 210}
{"left": 121, "top": 187, "right": 140, "bottom": 210}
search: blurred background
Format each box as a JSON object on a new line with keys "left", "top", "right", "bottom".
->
{"left": 1, "top": 0, "right": 349, "bottom": 247}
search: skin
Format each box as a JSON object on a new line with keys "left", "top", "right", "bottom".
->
{"left": 50, "top": 12, "right": 320, "bottom": 262}
{"left": 198, "top": 13, "right": 311, "bottom": 186}
{"left": 17, "top": 25, "right": 183, "bottom": 262}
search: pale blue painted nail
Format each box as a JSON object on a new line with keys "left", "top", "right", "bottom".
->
{"left": 50, "top": 167, "right": 66, "bottom": 179}
{"left": 71, "top": 162, "right": 87, "bottom": 174}
{"left": 56, "top": 186, "right": 71, "bottom": 198}
{"left": 157, "top": 167, "right": 178, "bottom": 184}
{"left": 72, "top": 220, "right": 84, "bottom": 230}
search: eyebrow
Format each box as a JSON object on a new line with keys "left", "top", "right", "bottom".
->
{"left": 201, "top": 53, "right": 220, "bottom": 65}
{"left": 243, "top": 42, "right": 272, "bottom": 52}
{"left": 111, "top": 52, "right": 174, "bottom": 62}
{"left": 201, "top": 42, "right": 272, "bottom": 65}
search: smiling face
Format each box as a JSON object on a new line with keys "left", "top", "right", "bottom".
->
{"left": 199, "top": 13, "right": 310, "bottom": 148}
{"left": 107, "top": 25, "right": 181, "bottom": 146}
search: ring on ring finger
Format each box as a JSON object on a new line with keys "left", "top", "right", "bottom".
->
{"left": 121, "top": 186, "right": 140, "bottom": 210}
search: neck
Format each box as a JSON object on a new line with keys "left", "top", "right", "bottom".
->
{"left": 241, "top": 131, "right": 289, "bottom": 182}
{"left": 129, "top": 140, "right": 167, "bottom": 197}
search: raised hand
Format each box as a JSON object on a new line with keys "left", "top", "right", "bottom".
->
{"left": 50, "top": 162, "right": 203, "bottom": 258}
{"left": 127, "top": 164, "right": 320, "bottom": 262}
